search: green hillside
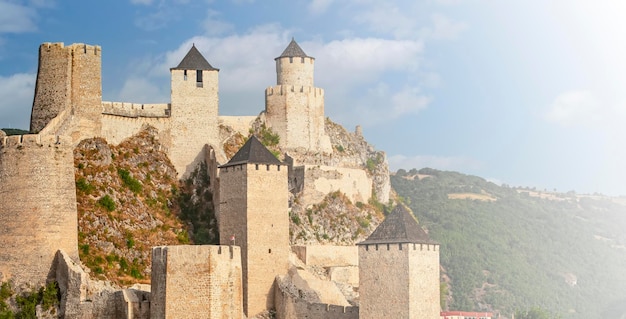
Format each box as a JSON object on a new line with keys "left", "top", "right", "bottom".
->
{"left": 391, "top": 168, "right": 626, "bottom": 318}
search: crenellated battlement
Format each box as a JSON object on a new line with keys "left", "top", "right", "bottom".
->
{"left": 152, "top": 245, "right": 239, "bottom": 262}
{"left": 102, "top": 101, "right": 171, "bottom": 118}
{"left": 275, "top": 56, "right": 315, "bottom": 64}
{"left": 0, "top": 134, "right": 71, "bottom": 149}
{"left": 361, "top": 242, "right": 439, "bottom": 252}
{"left": 40, "top": 42, "right": 101, "bottom": 56}
{"left": 308, "top": 303, "right": 358, "bottom": 315}
{"left": 265, "top": 85, "right": 324, "bottom": 97}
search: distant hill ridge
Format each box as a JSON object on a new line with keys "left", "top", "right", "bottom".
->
{"left": 392, "top": 167, "right": 626, "bottom": 318}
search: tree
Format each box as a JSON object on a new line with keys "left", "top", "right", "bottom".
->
{"left": 515, "top": 307, "right": 559, "bottom": 319}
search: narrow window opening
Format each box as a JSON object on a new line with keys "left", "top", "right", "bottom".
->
{"left": 301, "top": 57, "right": 305, "bottom": 63}
{"left": 289, "top": 57, "right": 293, "bottom": 63}
{"left": 266, "top": 164, "right": 270, "bottom": 171}
{"left": 184, "top": 70, "right": 187, "bottom": 81}
{"left": 268, "top": 249, "right": 272, "bottom": 254}
{"left": 255, "top": 164, "right": 259, "bottom": 170}
{"left": 277, "top": 165, "right": 280, "bottom": 171}
{"left": 196, "top": 70, "right": 203, "bottom": 87}
{"left": 399, "top": 243, "right": 402, "bottom": 250}
{"left": 386, "top": 243, "right": 390, "bottom": 250}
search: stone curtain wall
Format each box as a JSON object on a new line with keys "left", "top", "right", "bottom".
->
{"left": 274, "top": 287, "right": 358, "bottom": 319}
{"left": 100, "top": 114, "right": 171, "bottom": 148}
{"left": 30, "top": 43, "right": 72, "bottom": 133}
{"left": 169, "top": 69, "right": 219, "bottom": 178}
{"left": 0, "top": 134, "right": 78, "bottom": 287}
{"left": 102, "top": 102, "right": 170, "bottom": 118}
{"left": 150, "top": 245, "right": 243, "bottom": 319}
{"left": 359, "top": 243, "right": 441, "bottom": 319}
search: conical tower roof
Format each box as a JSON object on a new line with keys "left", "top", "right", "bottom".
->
{"left": 172, "top": 44, "right": 218, "bottom": 71}
{"left": 220, "top": 136, "right": 282, "bottom": 168}
{"left": 358, "top": 204, "right": 437, "bottom": 245}
{"left": 276, "top": 38, "right": 311, "bottom": 59}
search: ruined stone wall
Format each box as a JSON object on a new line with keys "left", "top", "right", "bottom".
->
{"left": 100, "top": 114, "right": 171, "bottom": 149}
{"left": 359, "top": 243, "right": 440, "bottom": 319}
{"left": 301, "top": 165, "right": 372, "bottom": 204}
{"left": 274, "top": 285, "right": 358, "bottom": 319}
{"left": 170, "top": 69, "right": 219, "bottom": 178}
{"left": 218, "top": 116, "right": 257, "bottom": 137}
{"left": 150, "top": 245, "right": 243, "bottom": 319}
{"left": 30, "top": 42, "right": 72, "bottom": 133}
{"left": 0, "top": 134, "right": 78, "bottom": 288}
{"left": 291, "top": 245, "right": 358, "bottom": 267}
{"left": 219, "top": 163, "right": 290, "bottom": 317}
{"left": 265, "top": 85, "right": 332, "bottom": 153}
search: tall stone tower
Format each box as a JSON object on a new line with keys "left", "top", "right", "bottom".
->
{"left": 30, "top": 43, "right": 102, "bottom": 139}
{"left": 169, "top": 45, "right": 220, "bottom": 178}
{"left": 0, "top": 134, "right": 78, "bottom": 289}
{"left": 265, "top": 38, "right": 331, "bottom": 153}
{"left": 358, "top": 204, "right": 441, "bottom": 319}
{"left": 218, "top": 136, "right": 290, "bottom": 317}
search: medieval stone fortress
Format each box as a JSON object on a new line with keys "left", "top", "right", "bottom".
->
{"left": 0, "top": 39, "right": 442, "bottom": 318}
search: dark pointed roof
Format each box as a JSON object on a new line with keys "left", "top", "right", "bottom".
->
{"left": 220, "top": 136, "right": 282, "bottom": 168}
{"left": 276, "top": 38, "right": 311, "bottom": 59}
{"left": 357, "top": 205, "right": 437, "bottom": 245}
{"left": 172, "top": 44, "right": 218, "bottom": 71}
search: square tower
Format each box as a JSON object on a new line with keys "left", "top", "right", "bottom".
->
{"left": 358, "top": 205, "right": 441, "bottom": 319}
{"left": 218, "top": 136, "right": 290, "bottom": 317}
{"left": 170, "top": 45, "right": 220, "bottom": 178}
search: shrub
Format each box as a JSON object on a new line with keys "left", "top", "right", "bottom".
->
{"left": 97, "top": 195, "right": 116, "bottom": 212}
{"left": 75, "top": 178, "right": 95, "bottom": 194}
{"left": 117, "top": 168, "right": 142, "bottom": 193}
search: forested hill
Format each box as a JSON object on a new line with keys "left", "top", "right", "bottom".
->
{"left": 391, "top": 168, "right": 626, "bottom": 319}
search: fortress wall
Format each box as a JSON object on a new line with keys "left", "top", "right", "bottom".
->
{"left": 218, "top": 116, "right": 257, "bottom": 136}
{"left": 0, "top": 134, "right": 78, "bottom": 288}
{"left": 276, "top": 56, "right": 315, "bottom": 87}
{"left": 291, "top": 245, "right": 358, "bottom": 267}
{"left": 30, "top": 42, "right": 72, "bottom": 133}
{"left": 301, "top": 165, "right": 372, "bottom": 204}
{"left": 359, "top": 243, "right": 440, "bottom": 319}
{"left": 150, "top": 245, "right": 243, "bottom": 319}
{"left": 274, "top": 285, "right": 358, "bottom": 319}
{"left": 329, "top": 266, "right": 359, "bottom": 287}
{"left": 102, "top": 101, "right": 170, "bottom": 118}
{"left": 265, "top": 85, "right": 331, "bottom": 152}
{"left": 100, "top": 114, "right": 171, "bottom": 149}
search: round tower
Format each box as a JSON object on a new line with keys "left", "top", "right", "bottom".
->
{"left": 169, "top": 44, "right": 220, "bottom": 178}
{"left": 0, "top": 134, "right": 78, "bottom": 289}
{"left": 275, "top": 38, "right": 315, "bottom": 87}
{"left": 265, "top": 39, "right": 332, "bottom": 153}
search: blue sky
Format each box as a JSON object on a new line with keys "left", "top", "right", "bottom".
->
{"left": 1, "top": 0, "right": 625, "bottom": 195}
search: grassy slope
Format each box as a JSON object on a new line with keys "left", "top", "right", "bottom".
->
{"left": 391, "top": 168, "right": 626, "bottom": 318}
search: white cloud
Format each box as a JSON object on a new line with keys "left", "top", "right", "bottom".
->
{"left": 0, "top": 2, "right": 37, "bottom": 33}
{"left": 388, "top": 154, "right": 482, "bottom": 172}
{"left": 0, "top": 73, "right": 36, "bottom": 129}
{"left": 545, "top": 90, "right": 602, "bottom": 127}
{"left": 353, "top": 2, "right": 418, "bottom": 39}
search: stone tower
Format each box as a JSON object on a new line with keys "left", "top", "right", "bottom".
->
{"left": 30, "top": 43, "right": 102, "bottom": 139}
{"left": 265, "top": 39, "right": 331, "bottom": 153}
{"left": 218, "top": 136, "right": 290, "bottom": 317}
{"left": 357, "top": 205, "right": 441, "bottom": 319}
{"left": 169, "top": 45, "right": 220, "bottom": 178}
{"left": 0, "top": 134, "right": 78, "bottom": 289}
